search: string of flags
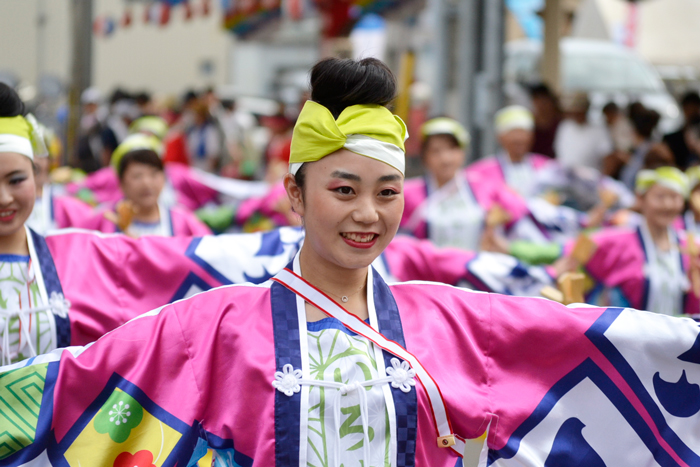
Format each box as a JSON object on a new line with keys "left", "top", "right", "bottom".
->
{"left": 223, "top": 0, "right": 412, "bottom": 39}
{"left": 92, "top": 0, "right": 212, "bottom": 38}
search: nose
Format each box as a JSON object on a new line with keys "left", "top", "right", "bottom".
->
{"left": 351, "top": 195, "right": 379, "bottom": 224}
{"left": 0, "top": 184, "right": 12, "bottom": 206}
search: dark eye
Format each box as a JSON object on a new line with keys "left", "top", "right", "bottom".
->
{"left": 335, "top": 186, "right": 354, "bottom": 195}
{"left": 9, "top": 176, "right": 27, "bottom": 185}
{"left": 379, "top": 188, "right": 398, "bottom": 197}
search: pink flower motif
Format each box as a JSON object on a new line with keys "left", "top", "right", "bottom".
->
{"left": 113, "top": 450, "right": 156, "bottom": 467}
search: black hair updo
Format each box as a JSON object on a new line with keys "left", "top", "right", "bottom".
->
{"left": 0, "top": 83, "right": 25, "bottom": 118}
{"left": 310, "top": 57, "right": 397, "bottom": 118}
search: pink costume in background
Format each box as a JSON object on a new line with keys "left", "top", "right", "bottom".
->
{"left": 564, "top": 224, "right": 698, "bottom": 315}
{"left": 465, "top": 153, "right": 553, "bottom": 196}
{"left": 65, "top": 163, "right": 219, "bottom": 210}
{"left": 69, "top": 201, "right": 212, "bottom": 237}
{"left": 401, "top": 171, "right": 528, "bottom": 242}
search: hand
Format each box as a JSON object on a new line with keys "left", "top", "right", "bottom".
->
{"left": 480, "top": 227, "right": 510, "bottom": 254}
{"left": 552, "top": 255, "right": 580, "bottom": 278}
{"left": 586, "top": 205, "right": 607, "bottom": 229}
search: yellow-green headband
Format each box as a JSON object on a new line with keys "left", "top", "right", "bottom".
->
{"left": 0, "top": 114, "right": 48, "bottom": 161}
{"left": 111, "top": 133, "right": 163, "bottom": 171}
{"left": 421, "top": 117, "right": 470, "bottom": 149}
{"left": 687, "top": 166, "right": 700, "bottom": 191}
{"left": 636, "top": 167, "right": 689, "bottom": 198}
{"left": 289, "top": 100, "right": 407, "bottom": 175}
{"left": 129, "top": 116, "right": 169, "bottom": 141}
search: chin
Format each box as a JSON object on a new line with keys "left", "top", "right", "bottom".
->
{"left": 333, "top": 245, "right": 384, "bottom": 270}
{"left": 0, "top": 222, "right": 25, "bottom": 239}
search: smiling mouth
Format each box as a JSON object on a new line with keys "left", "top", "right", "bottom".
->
{"left": 0, "top": 210, "right": 16, "bottom": 221}
{"left": 341, "top": 232, "right": 378, "bottom": 243}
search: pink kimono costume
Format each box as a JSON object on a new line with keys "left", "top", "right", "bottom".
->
{"left": 401, "top": 173, "right": 586, "bottom": 246}
{"left": 70, "top": 201, "right": 212, "bottom": 237}
{"left": 465, "top": 153, "right": 553, "bottom": 198}
{"left": 565, "top": 224, "right": 697, "bottom": 315}
{"left": 400, "top": 172, "right": 528, "bottom": 248}
{"left": 3, "top": 251, "right": 700, "bottom": 466}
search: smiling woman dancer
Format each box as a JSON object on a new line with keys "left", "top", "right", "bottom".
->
{"left": 4, "top": 58, "right": 700, "bottom": 467}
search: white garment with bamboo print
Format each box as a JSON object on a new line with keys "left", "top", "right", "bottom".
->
{"left": 0, "top": 255, "right": 52, "bottom": 363}
{"left": 306, "top": 320, "right": 391, "bottom": 467}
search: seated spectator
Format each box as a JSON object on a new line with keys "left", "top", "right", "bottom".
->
{"left": 663, "top": 90, "right": 700, "bottom": 170}
{"left": 619, "top": 107, "right": 661, "bottom": 190}
{"left": 530, "top": 83, "right": 562, "bottom": 158}
{"left": 554, "top": 92, "right": 614, "bottom": 171}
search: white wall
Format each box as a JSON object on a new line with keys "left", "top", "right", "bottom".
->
{"left": 0, "top": 0, "right": 234, "bottom": 97}
{"left": 0, "top": 0, "right": 71, "bottom": 87}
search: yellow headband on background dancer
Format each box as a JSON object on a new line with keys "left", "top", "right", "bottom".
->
{"left": 686, "top": 166, "right": 700, "bottom": 192}
{"left": 110, "top": 133, "right": 163, "bottom": 171}
{"left": 0, "top": 114, "right": 48, "bottom": 160}
{"left": 289, "top": 100, "right": 408, "bottom": 176}
{"left": 421, "top": 117, "right": 470, "bottom": 149}
{"left": 635, "top": 166, "right": 689, "bottom": 198}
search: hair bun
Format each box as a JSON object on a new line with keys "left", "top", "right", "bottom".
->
{"left": 0, "top": 83, "right": 26, "bottom": 118}
{"left": 310, "top": 57, "right": 397, "bottom": 119}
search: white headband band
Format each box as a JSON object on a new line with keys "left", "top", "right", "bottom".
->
{"left": 0, "top": 134, "right": 34, "bottom": 160}
{"left": 289, "top": 134, "right": 407, "bottom": 176}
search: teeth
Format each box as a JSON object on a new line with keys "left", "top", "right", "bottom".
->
{"left": 342, "top": 232, "right": 376, "bottom": 243}
{"left": 0, "top": 211, "right": 13, "bottom": 217}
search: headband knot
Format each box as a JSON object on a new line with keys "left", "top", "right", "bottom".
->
{"left": 289, "top": 100, "right": 407, "bottom": 175}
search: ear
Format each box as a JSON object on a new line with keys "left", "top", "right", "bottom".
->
{"left": 283, "top": 173, "right": 304, "bottom": 218}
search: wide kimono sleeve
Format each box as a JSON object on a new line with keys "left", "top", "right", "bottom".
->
{"left": 0, "top": 301, "right": 205, "bottom": 466}
{"left": 399, "top": 285, "right": 700, "bottom": 466}
{"left": 383, "top": 235, "right": 553, "bottom": 296}
{"left": 0, "top": 285, "right": 277, "bottom": 466}
{"left": 45, "top": 231, "right": 223, "bottom": 346}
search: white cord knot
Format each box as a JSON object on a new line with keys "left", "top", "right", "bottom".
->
{"left": 339, "top": 381, "right": 363, "bottom": 396}
{"left": 272, "top": 363, "right": 303, "bottom": 397}
{"left": 48, "top": 292, "right": 71, "bottom": 318}
{"left": 385, "top": 358, "right": 416, "bottom": 393}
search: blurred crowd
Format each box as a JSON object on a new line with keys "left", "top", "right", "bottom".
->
{"left": 14, "top": 77, "right": 700, "bottom": 318}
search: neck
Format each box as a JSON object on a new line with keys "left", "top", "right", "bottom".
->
{"left": 0, "top": 227, "right": 29, "bottom": 256}
{"left": 646, "top": 218, "right": 670, "bottom": 250}
{"left": 434, "top": 174, "right": 454, "bottom": 189}
{"left": 133, "top": 203, "right": 160, "bottom": 222}
{"left": 299, "top": 245, "right": 368, "bottom": 316}
{"left": 507, "top": 152, "right": 526, "bottom": 164}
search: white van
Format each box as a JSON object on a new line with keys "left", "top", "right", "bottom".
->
{"left": 505, "top": 38, "right": 681, "bottom": 132}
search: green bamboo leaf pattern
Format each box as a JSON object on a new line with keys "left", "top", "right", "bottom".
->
{"left": 0, "top": 259, "right": 54, "bottom": 364}
{"left": 306, "top": 328, "right": 391, "bottom": 467}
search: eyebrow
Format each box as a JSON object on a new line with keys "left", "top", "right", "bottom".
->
{"left": 378, "top": 174, "right": 402, "bottom": 182}
{"left": 330, "top": 171, "right": 402, "bottom": 183}
{"left": 330, "top": 171, "right": 361, "bottom": 182}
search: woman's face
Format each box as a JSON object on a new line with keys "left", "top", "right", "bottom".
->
{"left": 286, "top": 149, "right": 404, "bottom": 271}
{"left": 423, "top": 135, "right": 465, "bottom": 186}
{"left": 120, "top": 162, "right": 165, "bottom": 211}
{"left": 0, "top": 152, "right": 36, "bottom": 237}
{"left": 639, "top": 183, "right": 685, "bottom": 229}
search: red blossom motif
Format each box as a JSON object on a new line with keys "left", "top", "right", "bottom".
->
{"left": 113, "top": 450, "right": 156, "bottom": 467}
